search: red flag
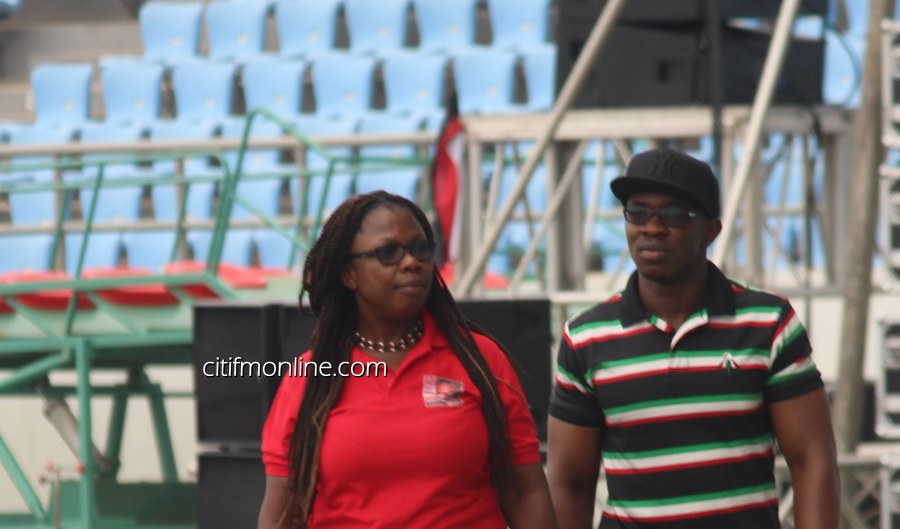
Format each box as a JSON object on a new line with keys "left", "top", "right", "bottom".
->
{"left": 430, "top": 116, "right": 509, "bottom": 290}
{"left": 431, "top": 115, "right": 464, "bottom": 264}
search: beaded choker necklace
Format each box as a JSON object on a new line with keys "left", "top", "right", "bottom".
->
{"left": 355, "top": 320, "right": 424, "bottom": 354}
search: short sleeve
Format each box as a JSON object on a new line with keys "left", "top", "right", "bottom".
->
{"left": 474, "top": 334, "right": 542, "bottom": 467}
{"left": 765, "top": 305, "right": 824, "bottom": 403}
{"left": 548, "top": 334, "right": 604, "bottom": 427}
{"left": 261, "top": 352, "right": 311, "bottom": 477}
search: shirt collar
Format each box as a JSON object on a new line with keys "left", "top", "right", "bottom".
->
{"left": 618, "top": 260, "right": 736, "bottom": 327}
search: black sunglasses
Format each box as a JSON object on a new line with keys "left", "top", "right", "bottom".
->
{"left": 623, "top": 205, "right": 700, "bottom": 228}
{"left": 347, "top": 240, "right": 436, "bottom": 266}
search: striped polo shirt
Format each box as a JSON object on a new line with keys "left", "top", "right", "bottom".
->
{"left": 550, "top": 261, "right": 823, "bottom": 529}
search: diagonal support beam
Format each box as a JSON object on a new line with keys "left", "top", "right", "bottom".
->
{"left": 455, "top": 0, "right": 629, "bottom": 295}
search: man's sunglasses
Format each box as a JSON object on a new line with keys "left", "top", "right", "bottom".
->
{"left": 623, "top": 205, "right": 700, "bottom": 228}
{"left": 347, "top": 240, "right": 436, "bottom": 266}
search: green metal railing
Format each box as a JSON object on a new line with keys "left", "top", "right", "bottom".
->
{"left": 0, "top": 110, "right": 433, "bottom": 528}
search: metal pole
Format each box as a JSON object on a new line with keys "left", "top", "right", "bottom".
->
{"left": 0, "top": 432, "right": 47, "bottom": 520}
{"left": 0, "top": 352, "right": 70, "bottom": 392}
{"left": 704, "top": 0, "right": 724, "bottom": 175}
{"left": 104, "top": 387, "right": 130, "bottom": 479}
{"left": 710, "top": 0, "right": 801, "bottom": 265}
{"left": 144, "top": 374, "right": 179, "bottom": 483}
{"left": 75, "top": 340, "right": 96, "bottom": 529}
{"left": 455, "top": 0, "right": 629, "bottom": 295}
{"left": 833, "top": 0, "right": 894, "bottom": 455}
{"left": 508, "top": 141, "right": 589, "bottom": 290}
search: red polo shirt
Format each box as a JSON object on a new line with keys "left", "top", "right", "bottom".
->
{"left": 262, "top": 311, "right": 541, "bottom": 529}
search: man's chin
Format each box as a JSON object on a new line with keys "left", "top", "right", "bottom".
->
{"left": 637, "top": 266, "right": 677, "bottom": 285}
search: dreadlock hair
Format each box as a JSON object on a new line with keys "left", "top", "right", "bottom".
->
{"left": 282, "top": 190, "right": 514, "bottom": 528}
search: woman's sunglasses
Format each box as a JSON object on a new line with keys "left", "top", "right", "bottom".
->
{"left": 347, "top": 240, "right": 436, "bottom": 266}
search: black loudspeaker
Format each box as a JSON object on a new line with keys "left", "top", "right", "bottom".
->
{"left": 193, "top": 304, "right": 282, "bottom": 446}
{"left": 277, "top": 304, "right": 318, "bottom": 363}
{"left": 557, "top": 21, "right": 824, "bottom": 108}
{"left": 558, "top": 0, "right": 827, "bottom": 25}
{"left": 197, "top": 451, "right": 266, "bottom": 529}
{"left": 456, "top": 298, "right": 553, "bottom": 442}
{"left": 824, "top": 381, "right": 878, "bottom": 443}
{"left": 194, "top": 299, "right": 553, "bottom": 446}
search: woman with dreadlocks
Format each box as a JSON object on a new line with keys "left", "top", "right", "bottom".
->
{"left": 257, "top": 191, "right": 557, "bottom": 529}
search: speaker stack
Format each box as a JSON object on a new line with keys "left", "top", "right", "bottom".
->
{"left": 557, "top": 0, "right": 828, "bottom": 108}
{"left": 192, "top": 298, "right": 553, "bottom": 527}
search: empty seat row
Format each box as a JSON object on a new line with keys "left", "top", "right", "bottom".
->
{"left": 0, "top": 228, "right": 300, "bottom": 276}
{"left": 0, "top": 114, "right": 428, "bottom": 227}
{"left": 26, "top": 47, "right": 556, "bottom": 129}
{"left": 136, "top": 0, "right": 551, "bottom": 64}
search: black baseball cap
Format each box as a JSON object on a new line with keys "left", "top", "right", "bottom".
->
{"left": 610, "top": 148, "right": 721, "bottom": 218}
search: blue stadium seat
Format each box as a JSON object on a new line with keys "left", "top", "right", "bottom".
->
{"left": 792, "top": 15, "right": 824, "bottom": 39}
{"left": 78, "top": 122, "right": 147, "bottom": 177}
{"left": 486, "top": 252, "right": 511, "bottom": 277}
{"left": 496, "top": 164, "right": 547, "bottom": 214}
{"left": 582, "top": 141, "right": 618, "bottom": 208}
{"left": 65, "top": 232, "right": 123, "bottom": 276}
{"left": 100, "top": 61, "right": 164, "bottom": 128}
{"left": 487, "top": 0, "right": 551, "bottom": 50}
{"left": 0, "top": 121, "right": 17, "bottom": 141}
{"left": 344, "top": 0, "right": 410, "bottom": 56}
{"left": 220, "top": 118, "right": 285, "bottom": 170}
{"left": 497, "top": 220, "right": 542, "bottom": 276}
{"left": 452, "top": 49, "right": 519, "bottom": 114}
{"left": 290, "top": 115, "right": 358, "bottom": 167}
{"left": 171, "top": 60, "right": 237, "bottom": 123}
{"left": 188, "top": 228, "right": 255, "bottom": 265}
{"left": 220, "top": 119, "right": 288, "bottom": 220}
{"left": 289, "top": 116, "right": 357, "bottom": 216}
{"left": 355, "top": 114, "right": 423, "bottom": 200}
{"left": 412, "top": 0, "right": 478, "bottom": 53}
{"left": 205, "top": 1, "right": 270, "bottom": 62}
{"left": 844, "top": 0, "right": 868, "bottom": 39}
{"left": 75, "top": 123, "right": 147, "bottom": 223}
{"left": 5, "top": 125, "right": 76, "bottom": 226}
{"left": 422, "top": 112, "right": 447, "bottom": 132}
{"left": 586, "top": 219, "right": 630, "bottom": 272}
{"left": 382, "top": 52, "right": 447, "bottom": 117}
{"left": 123, "top": 230, "right": 179, "bottom": 271}
{"left": 357, "top": 114, "right": 423, "bottom": 154}
{"left": 139, "top": 1, "right": 204, "bottom": 64}
{"left": 309, "top": 54, "right": 376, "bottom": 117}
{"left": 291, "top": 113, "right": 358, "bottom": 136}
{"left": 242, "top": 58, "right": 305, "bottom": 119}
{"left": 30, "top": 62, "right": 94, "bottom": 127}
{"left": 148, "top": 120, "right": 222, "bottom": 221}
{"left": 823, "top": 32, "right": 864, "bottom": 107}
{"left": 521, "top": 44, "right": 556, "bottom": 111}
{"left": 0, "top": 0, "right": 21, "bottom": 18}
{"left": 254, "top": 228, "right": 302, "bottom": 270}
{"left": 0, "top": 234, "right": 55, "bottom": 273}
{"left": 304, "top": 172, "right": 354, "bottom": 217}
{"left": 274, "top": 0, "right": 340, "bottom": 58}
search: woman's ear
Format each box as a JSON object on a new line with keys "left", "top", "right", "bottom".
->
{"left": 341, "top": 263, "right": 358, "bottom": 291}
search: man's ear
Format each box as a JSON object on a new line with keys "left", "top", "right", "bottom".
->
{"left": 704, "top": 218, "right": 723, "bottom": 248}
{"left": 341, "top": 263, "right": 358, "bottom": 291}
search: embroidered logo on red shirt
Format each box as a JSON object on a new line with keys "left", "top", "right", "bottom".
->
{"left": 422, "top": 375, "right": 464, "bottom": 407}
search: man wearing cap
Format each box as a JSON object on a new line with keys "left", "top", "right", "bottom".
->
{"left": 546, "top": 148, "right": 838, "bottom": 529}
